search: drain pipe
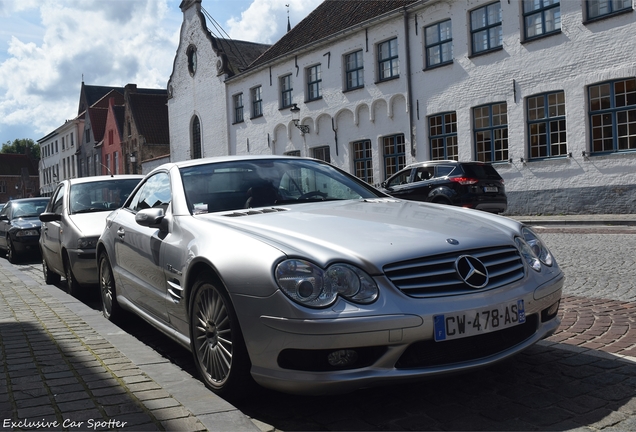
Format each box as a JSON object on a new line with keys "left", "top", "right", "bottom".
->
{"left": 403, "top": 7, "right": 416, "bottom": 158}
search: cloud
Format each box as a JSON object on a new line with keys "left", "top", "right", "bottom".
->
{"left": 0, "top": 0, "right": 178, "bottom": 140}
{"left": 225, "top": 0, "right": 322, "bottom": 44}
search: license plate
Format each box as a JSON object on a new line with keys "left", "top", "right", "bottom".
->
{"left": 484, "top": 186, "right": 498, "bottom": 193}
{"left": 434, "top": 300, "right": 526, "bottom": 342}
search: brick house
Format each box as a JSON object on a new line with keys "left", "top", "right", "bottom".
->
{"left": 0, "top": 154, "right": 40, "bottom": 201}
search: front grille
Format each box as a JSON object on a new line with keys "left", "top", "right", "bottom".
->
{"left": 395, "top": 314, "right": 538, "bottom": 369}
{"left": 383, "top": 245, "right": 524, "bottom": 297}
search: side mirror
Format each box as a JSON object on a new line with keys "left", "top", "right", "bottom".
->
{"left": 39, "top": 212, "right": 62, "bottom": 222}
{"left": 0, "top": 215, "right": 7, "bottom": 221}
{"left": 135, "top": 208, "right": 165, "bottom": 228}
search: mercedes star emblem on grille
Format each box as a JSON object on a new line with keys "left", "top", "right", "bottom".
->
{"left": 455, "top": 255, "right": 489, "bottom": 288}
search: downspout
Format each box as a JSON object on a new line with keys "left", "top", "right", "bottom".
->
{"left": 332, "top": 118, "right": 338, "bottom": 156}
{"left": 403, "top": 8, "right": 416, "bottom": 158}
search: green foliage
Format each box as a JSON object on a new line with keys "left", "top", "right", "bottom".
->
{"left": 1, "top": 138, "right": 40, "bottom": 159}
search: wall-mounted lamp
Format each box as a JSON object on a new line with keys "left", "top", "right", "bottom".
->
{"left": 290, "top": 104, "right": 310, "bottom": 135}
{"left": 567, "top": 152, "right": 573, "bottom": 158}
{"left": 508, "top": 158, "right": 513, "bottom": 164}
{"left": 581, "top": 150, "right": 588, "bottom": 158}
{"left": 520, "top": 157, "right": 526, "bottom": 165}
{"left": 130, "top": 153, "right": 137, "bottom": 163}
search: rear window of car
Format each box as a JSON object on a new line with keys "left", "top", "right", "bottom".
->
{"left": 461, "top": 164, "right": 502, "bottom": 180}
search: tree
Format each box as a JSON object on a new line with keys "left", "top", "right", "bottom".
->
{"left": 1, "top": 138, "right": 40, "bottom": 159}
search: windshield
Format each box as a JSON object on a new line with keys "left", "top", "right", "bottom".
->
{"left": 180, "top": 158, "right": 383, "bottom": 214}
{"left": 69, "top": 179, "right": 141, "bottom": 214}
{"left": 12, "top": 199, "right": 50, "bottom": 218}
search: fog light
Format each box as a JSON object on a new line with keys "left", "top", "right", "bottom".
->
{"left": 541, "top": 300, "right": 560, "bottom": 322}
{"left": 327, "top": 349, "right": 358, "bottom": 367}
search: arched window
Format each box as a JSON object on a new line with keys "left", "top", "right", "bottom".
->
{"left": 192, "top": 116, "right": 202, "bottom": 159}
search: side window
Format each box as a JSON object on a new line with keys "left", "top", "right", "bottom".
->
{"left": 0, "top": 203, "right": 9, "bottom": 218}
{"left": 51, "top": 184, "right": 66, "bottom": 215}
{"left": 127, "top": 173, "right": 171, "bottom": 212}
{"left": 387, "top": 169, "right": 412, "bottom": 188}
{"left": 414, "top": 167, "right": 434, "bottom": 182}
{"left": 435, "top": 165, "right": 456, "bottom": 177}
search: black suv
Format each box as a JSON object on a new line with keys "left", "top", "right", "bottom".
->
{"left": 381, "top": 161, "right": 507, "bottom": 213}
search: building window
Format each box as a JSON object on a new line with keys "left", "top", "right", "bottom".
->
{"left": 233, "top": 93, "right": 244, "bottom": 123}
{"left": 383, "top": 134, "right": 406, "bottom": 179}
{"left": 0, "top": 181, "right": 5, "bottom": 194}
{"left": 284, "top": 150, "right": 301, "bottom": 156}
{"left": 523, "top": 0, "right": 561, "bottom": 40}
{"left": 352, "top": 140, "right": 373, "bottom": 184}
{"left": 251, "top": 86, "right": 263, "bottom": 118}
{"left": 425, "top": 20, "right": 453, "bottom": 68}
{"left": 470, "top": 2, "right": 502, "bottom": 55}
{"left": 281, "top": 75, "right": 293, "bottom": 108}
{"left": 312, "top": 146, "right": 330, "bottom": 163}
{"left": 307, "top": 65, "right": 322, "bottom": 101}
{"left": 345, "top": 50, "right": 364, "bottom": 90}
{"left": 105, "top": 154, "right": 111, "bottom": 175}
{"left": 62, "top": 137, "right": 65, "bottom": 150}
{"left": 85, "top": 129, "right": 90, "bottom": 144}
{"left": 70, "top": 132, "right": 74, "bottom": 146}
{"left": 586, "top": 0, "right": 632, "bottom": 20}
{"left": 528, "top": 91, "right": 567, "bottom": 159}
{"left": 192, "top": 116, "right": 202, "bottom": 159}
{"left": 114, "top": 152, "right": 118, "bottom": 175}
{"left": 589, "top": 78, "right": 636, "bottom": 153}
{"left": 429, "top": 112, "right": 458, "bottom": 160}
{"left": 474, "top": 103, "right": 508, "bottom": 162}
{"left": 378, "top": 38, "right": 399, "bottom": 81}
{"left": 187, "top": 45, "right": 197, "bottom": 76}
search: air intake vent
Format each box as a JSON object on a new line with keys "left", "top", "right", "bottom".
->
{"left": 225, "top": 208, "right": 288, "bottom": 217}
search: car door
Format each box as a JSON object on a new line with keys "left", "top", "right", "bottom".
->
{"left": 40, "top": 184, "right": 66, "bottom": 274}
{"left": 111, "top": 172, "right": 172, "bottom": 322}
{"left": 0, "top": 203, "right": 11, "bottom": 249}
{"left": 383, "top": 168, "right": 415, "bottom": 198}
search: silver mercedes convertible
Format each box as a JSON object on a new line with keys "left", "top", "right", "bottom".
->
{"left": 96, "top": 155, "right": 563, "bottom": 398}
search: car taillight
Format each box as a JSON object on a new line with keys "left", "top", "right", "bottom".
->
{"left": 450, "top": 177, "right": 479, "bottom": 185}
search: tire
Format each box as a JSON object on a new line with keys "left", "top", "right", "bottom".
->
{"left": 190, "top": 272, "right": 252, "bottom": 400}
{"left": 7, "top": 238, "right": 18, "bottom": 264}
{"left": 43, "top": 256, "right": 61, "bottom": 285}
{"left": 99, "top": 253, "right": 122, "bottom": 321}
{"left": 64, "top": 253, "right": 81, "bottom": 297}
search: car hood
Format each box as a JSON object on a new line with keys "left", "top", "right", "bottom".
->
{"left": 204, "top": 199, "right": 522, "bottom": 272}
{"left": 68, "top": 211, "right": 112, "bottom": 237}
{"left": 11, "top": 217, "right": 42, "bottom": 229}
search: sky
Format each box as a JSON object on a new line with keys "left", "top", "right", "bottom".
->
{"left": 0, "top": 0, "right": 322, "bottom": 149}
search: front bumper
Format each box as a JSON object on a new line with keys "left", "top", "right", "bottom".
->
{"left": 235, "top": 272, "right": 564, "bottom": 395}
{"left": 67, "top": 248, "right": 98, "bottom": 285}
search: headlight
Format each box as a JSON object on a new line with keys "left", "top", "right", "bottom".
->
{"left": 522, "top": 227, "right": 553, "bottom": 266}
{"left": 16, "top": 229, "right": 39, "bottom": 237}
{"left": 515, "top": 237, "right": 542, "bottom": 272}
{"left": 77, "top": 237, "right": 99, "bottom": 249}
{"left": 275, "top": 259, "right": 379, "bottom": 308}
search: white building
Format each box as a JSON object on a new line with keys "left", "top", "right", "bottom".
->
{"left": 168, "top": 0, "right": 636, "bottom": 214}
{"left": 38, "top": 117, "right": 82, "bottom": 196}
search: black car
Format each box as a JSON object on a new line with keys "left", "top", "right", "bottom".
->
{"left": 0, "top": 197, "right": 50, "bottom": 263}
{"left": 381, "top": 161, "right": 507, "bottom": 213}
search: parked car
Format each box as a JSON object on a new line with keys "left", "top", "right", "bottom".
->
{"left": 39, "top": 175, "right": 143, "bottom": 296}
{"left": 0, "top": 197, "right": 50, "bottom": 263}
{"left": 96, "top": 156, "right": 563, "bottom": 398}
{"left": 381, "top": 160, "right": 508, "bottom": 213}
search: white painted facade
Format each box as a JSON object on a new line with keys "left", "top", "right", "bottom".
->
{"left": 38, "top": 118, "right": 82, "bottom": 196}
{"left": 168, "top": 0, "right": 636, "bottom": 214}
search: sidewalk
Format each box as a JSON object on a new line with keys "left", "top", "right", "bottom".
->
{"left": 0, "top": 258, "right": 260, "bottom": 432}
{"left": 509, "top": 213, "right": 636, "bottom": 226}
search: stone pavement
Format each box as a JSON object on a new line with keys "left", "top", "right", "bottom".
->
{"left": 0, "top": 258, "right": 259, "bottom": 432}
{"left": 0, "top": 214, "right": 635, "bottom": 431}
